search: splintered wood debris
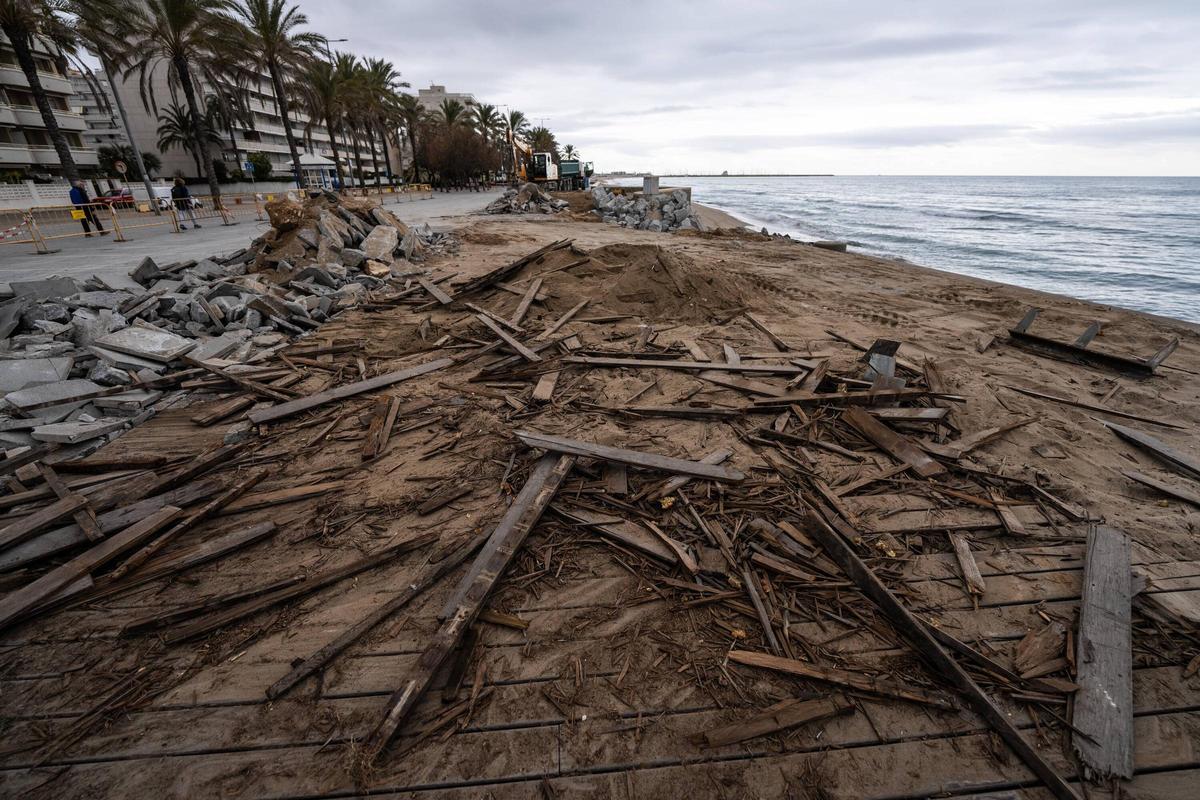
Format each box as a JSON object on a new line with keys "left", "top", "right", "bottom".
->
{"left": 0, "top": 228, "right": 1196, "bottom": 800}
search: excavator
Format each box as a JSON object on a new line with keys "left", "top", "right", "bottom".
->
{"left": 508, "top": 132, "right": 592, "bottom": 190}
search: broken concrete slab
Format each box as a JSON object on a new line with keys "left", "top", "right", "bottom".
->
{"left": 68, "top": 291, "right": 134, "bottom": 310}
{"left": 3, "top": 379, "right": 102, "bottom": 422}
{"left": 31, "top": 417, "right": 127, "bottom": 444}
{"left": 0, "top": 296, "right": 34, "bottom": 339}
{"left": 131, "top": 256, "right": 161, "bottom": 285}
{"left": 0, "top": 357, "right": 75, "bottom": 394}
{"left": 87, "top": 345, "right": 166, "bottom": 373}
{"left": 94, "top": 326, "right": 196, "bottom": 363}
{"left": 189, "top": 332, "right": 247, "bottom": 362}
{"left": 361, "top": 225, "right": 399, "bottom": 263}
{"left": 9, "top": 277, "right": 83, "bottom": 301}
{"left": 94, "top": 389, "right": 162, "bottom": 411}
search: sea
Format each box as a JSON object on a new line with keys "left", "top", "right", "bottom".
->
{"left": 610, "top": 176, "right": 1200, "bottom": 324}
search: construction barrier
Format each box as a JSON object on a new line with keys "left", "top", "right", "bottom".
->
{"left": 0, "top": 185, "right": 433, "bottom": 250}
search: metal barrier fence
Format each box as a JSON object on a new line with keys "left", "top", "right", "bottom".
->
{"left": 0, "top": 184, "right": 434, "bottom": 252}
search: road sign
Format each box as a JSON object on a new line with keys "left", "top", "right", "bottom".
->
{"left": 113, "top": 160, "right": 127, "bottom": 175}
{"left": 243, "top": 161, "right": 254, "bottom": 172}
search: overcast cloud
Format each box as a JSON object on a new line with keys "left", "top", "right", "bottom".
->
{"left": 302, "top": 1, "right": 1199, "bottom": 175}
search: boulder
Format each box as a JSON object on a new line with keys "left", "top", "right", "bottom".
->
{"left": 339, "top": 248, "right": 366, "bottom": 268}
{"left": 361, "top": 225, "right": 399, "bottom": 263}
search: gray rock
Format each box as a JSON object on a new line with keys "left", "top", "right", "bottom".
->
{"left": 243, "top": 310, "right": 263, "bottom": 328}
{"left": 296, "top": 266, "right": 338, "bottom": 288}
{"left": 339, "top": 248, "right": 366, "bottom": 268}
{"left": 131, "top": 256, "right": 160, "bottom": 285}
{"left": 88, "top": 361, "right": 132, "bottom": 386}
{"left": 68, "top": 291, "right": 131, "bottom": 310}
{"left": 361, "top": 225, "right": 399, "bottom": 263}
{"left": 0, "top": 356, "right": 75, "bottom": 394}
{"left": 9, "top": 276, "right": 83, "bottom": 301}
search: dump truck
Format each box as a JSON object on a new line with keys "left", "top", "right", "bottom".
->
{"left": 556, "top": 159, "right": 594, "bottom": 190}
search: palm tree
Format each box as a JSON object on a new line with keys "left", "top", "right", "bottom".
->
{"left": 359, "top": 57, "right": 408, "bottom": 186}
{"left": 295, "top": 57, "right": 346, "bottom": 189}
{"left": 563, "top": 144, "right": 577, "bottom": 159}
{"left": 528, "top": 126, "right": 558, "bottom": 159}
{"left": 332, "top": 53, "right": 368, "bottom": 189}
{"left": 156, "top": 102, "right": 221, "bottom": 177}
{"left": 505, "top": 109, "right": 529, "bottom": 139}
{"left": 67, "top": 0, "right": 161, "bottom": 212}
{"left": 0, "top": 0, "right": 83, "bottom": 181}
{"left": 123, "top": 0, "right": 238, "bottom": 204}
{"left": 228, "top": 0, "right": 320, "bottom": 188}
{"left": 396, "top": 93, "right": 425, "bottom": 182}
{"left": 438, "top": 98, "right": 467, "bottom": 128}
{"left": 471, "top": 103, "right": 502, "bottom": 142}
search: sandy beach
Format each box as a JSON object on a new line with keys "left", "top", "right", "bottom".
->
{"left": 2, "top": 192, "right": 1198, "bottom": 799}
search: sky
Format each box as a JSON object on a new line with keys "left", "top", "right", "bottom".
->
{"left": 304, "top": 1, "right": 1199, "bottom": 175}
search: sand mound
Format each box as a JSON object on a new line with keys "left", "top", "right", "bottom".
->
{"left": 570, "top": 243, "right": 759, "bottom": 322}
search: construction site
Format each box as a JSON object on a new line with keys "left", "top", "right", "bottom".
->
{"left": 0, "top": 185, "right": 1198, "bottom": 799}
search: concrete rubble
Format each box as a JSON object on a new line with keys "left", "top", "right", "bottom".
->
{"left": 0, "top": 190, "right": 456, "bottom": 455}
{"left": 484, "top": 182, "right": 569, "bottom": 215}
{"left": 590, "top": 184, "right": 704, "bottom": 232}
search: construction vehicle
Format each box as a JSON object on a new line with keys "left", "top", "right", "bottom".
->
{"left": 556, "top": 158, "right": 594, "bottom": 190}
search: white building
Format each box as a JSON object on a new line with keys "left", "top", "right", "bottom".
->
{"left": 416, "top": 84, "right": 476, "bottom": 113}
{"left": 67, "top": 69, "right": 127, "bottom": 151}
{"left": 0, "top": 33, "right": 98, "bottom": 179}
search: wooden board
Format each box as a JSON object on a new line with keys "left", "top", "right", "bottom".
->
{"left": 475, "top": 315, "right": 541, "bottom": 362}
{"left": 515, "top": 430, "right": 745, "bottom": 481}
{"left": 1122, "top": 470, "right": 1200, "bottom": 507}
{"left": 247, "top": 358, "right": 453, "bottom": 425}
{"left": 843, "top": 406, "right": 945, "bottom": 478}
{"left": 565, "top": 355, "right": 803, "bottom": 375}
{"left": 1106, "top": 422, "right": 1200, "bottom": 481}
{"left": 1073, "top": 525, "right": 1133, "bottom": 779}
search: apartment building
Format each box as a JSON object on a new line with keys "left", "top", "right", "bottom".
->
{"left": 0, "top": 33, "right": 98, "bottom": 179}
{"left": 68, "top": 69, "right": 127, "bottom": 151}
{"left": 111, "top": 66, "right": 386, "bottom": 189}
{"left": 416, "top": 84, "right": 477, "bottom": 113}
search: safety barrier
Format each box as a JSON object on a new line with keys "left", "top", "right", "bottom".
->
{"left": 0, "top": 185, "right": 434, "bottom": 251}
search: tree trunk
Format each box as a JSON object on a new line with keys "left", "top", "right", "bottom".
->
{"left": 190, "top": 149, "right": 202, "bottom": 178}
{"left": 407, "top": 128, "right": 420, "bottom": 183}
{"left": 174, "top": 56, "right": 221, "bottom": 205}
{"left": 99, "top": 53, "right": 160, "bottom": 215}
{"left": 366, "top": 125, "right": 381, "bottom": 187}
{"left": 377, "top": 122, "right": 393, "bottom": 185}
{"left": 325, "top": 113, "right": 345, "bottom": 190}
{"left": 270, "top": 63, "right": 304, "bottom": 189}
{"left": 349, "top": 129, "right": 365, "bottom": 190}
{"left": 2, "top": 24, "right": 80, "bottom": 183}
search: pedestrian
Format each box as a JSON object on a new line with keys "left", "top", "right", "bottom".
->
{"left": 69, "top": 180, "right": 108, "bottom": 237}
{"left": 171, "top": 177, "right": 201, "bottom": 230}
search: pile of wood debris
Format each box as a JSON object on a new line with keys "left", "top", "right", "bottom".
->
{"left": 1, "top": 227, "right": 1196, "bottom": 798}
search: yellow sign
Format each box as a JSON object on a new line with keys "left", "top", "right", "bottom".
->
{"left": 70, "top": 209, "right": 86, "bottom": 220}
{"left": 266, "top": 194, "right": 274, "bottom": 201}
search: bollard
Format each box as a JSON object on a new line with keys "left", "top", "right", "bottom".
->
{"left": 108, "top": 205, "right": 127, "bottom": 242}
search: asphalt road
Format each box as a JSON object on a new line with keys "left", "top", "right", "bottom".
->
{"left": 0, "top": 188, "right": 503, "bottom": 291}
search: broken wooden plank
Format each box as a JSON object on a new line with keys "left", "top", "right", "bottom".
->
{"left": 366, "top": 454, "right": 576, "bottom": 760}
{"left": 681, "top": 339, "right": 709, "bottom": 362}
{"left": 449, "top": 239, "right": 572, "bottom": 300}
{"left": 531, "top": 371, "right": 560, "bottom": 403}
{"left": 1121, "top": 469, "right": 1200, "bottom": 508}
{"left": 564, "top": 355, "right": 803, "bottom": 375}
{"left": 475, "top": 315, "right": 541, "bottom": 362}
{"left": 802, "top": 497, "right": 1082, "bottom": 800}
{"left": 510, "top": 277, "right": 543, "bottom": 326}
{"left": 921, "top": 418, "right": 1034, "bottom": 459}
{"left": 1004, "top": 384, "right": 1185, "bottom": 429}
{"left": 417, "top": 485, "right": 473, "bottom": 515}
{"left": 752, "top": 387, "right": 963, "bottom": 409}
{"left": 743, "top": 312, "right": 790, "bottom": 351}
{"left": 514, "top": 430, "right": 744, "bottom": 481}
{"left": 868, "top": 407, "right": 949, "bottom": 422}
{"left": 220, "top": 482, "right": 343, "bottom": 515}
{"left": 0, "top": 494, "right": 88, "bottom": 552}
{"left": 535, "top": 299, "right": 589, "bottom": 341}
{"left": 642, "top": 448, "right": 734, "bottom": 500}
{"left": 190, "top": 373, "right": 304, "bottom": 426}
{"left": 158, "top": 532, "right": 437, "bottom": 644}
{"left": 267, "top": 532, "right": 487, "bottom": 700}
{"left": 416, "top": 276, "right": 453, "bottom": 305}
{"left": 1105, "top": 421, "right": 1200, "bottom": 481}
{"left": 949, "top": 532, "right": 986, "bottom": 596}
{"left": 553, "top": 505, "right": 679, "bottom": 565}
{"left": 989, "top": 488, "right": 1029, "bottom": 536}
{"left": 697, "top": 370, "right": 787, "bottom": 397}
{"left": 728, "top": 650, "right": 956, "bottom": 710}
{"left": 742, "top": 566, "right": 782, "bottom": 655}
{"left": 1073, "top": 525, "right": 1133, "bottom": 779}
{"left": 37, "top": 463, "right": 102, "bottom": 543}
{"left": 361, "top": 397, "right": 392, "bottom": 461}
{"left": 1008, "top": 308, "right": 1178, "bottom": 375}
{"left": 843, "top": 406, "right": 945, "bottom": 478}
{"left": 697, "top": 694, "right": 854, "bottom": 748}
{"left": 247, "top": 358, "right": 453, "bottom": 425}
{"left": 0, "top": 505, "right": 180, "bottom": 633}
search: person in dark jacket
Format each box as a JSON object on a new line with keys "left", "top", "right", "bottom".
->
{"left": 69, "top": 181, "right": 107, "bottom": 236}
{"left": 171, "top": 177, "right": 201, "bottom": 230}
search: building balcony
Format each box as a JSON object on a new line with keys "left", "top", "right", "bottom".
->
{"left": 0, "top": 65, "right": 73, "bottom": 95}
{"left": 8, "top": 104, "right": 86, "bottom": 131}
{"left": 26, "top": 144, "right": 99, "bottom": 167}
{"left": 0, "top": 143, "right": 34, "bottom": 166}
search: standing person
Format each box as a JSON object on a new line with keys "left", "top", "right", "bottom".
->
{"left": 171, "top": 177, "right": 201, "bottom": 230}
{"left": 69, "top": 181, "right": 108, "bottom": 237}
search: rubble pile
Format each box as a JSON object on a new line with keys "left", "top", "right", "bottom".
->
{"left": 484, "top": 182, "right": 569, "bottom": 215}
{"left": 590, "top": 185, "right": 703, "bottom": 232}
{"left": 0, "top": 191, "right": 454, "bottom": 454}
